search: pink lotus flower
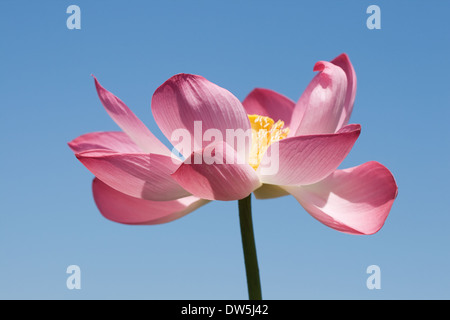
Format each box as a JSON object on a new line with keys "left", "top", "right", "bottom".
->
{"left": 69, "top": 53, "right": 397, "bottom": 235}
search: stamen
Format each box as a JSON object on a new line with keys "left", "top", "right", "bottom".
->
{"left": 248, "top": 115, "right": 290, "bottom": 170}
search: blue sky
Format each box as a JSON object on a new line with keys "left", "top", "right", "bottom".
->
{"left": 1, "top": 1, "right": 449, "bottom": 299}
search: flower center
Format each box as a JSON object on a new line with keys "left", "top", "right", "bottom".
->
{"left": 248, "top": 115, "right": 290, "bottom": 170}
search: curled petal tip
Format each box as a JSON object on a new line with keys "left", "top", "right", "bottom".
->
{"left": 313, "top": 60, "right": 337, "bottom": 73}
{"left": 67, "top": 140, "right": 79, "bottom": 154}
{"left": 313, "top": 61, "right": 326, "bottom": 72}
{"left": 337, "top": 123, "right": 361, "bottom": 135}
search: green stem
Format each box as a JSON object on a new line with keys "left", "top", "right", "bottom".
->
{"left": 238, "top": 195, "right": 262, "bottom": 300}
